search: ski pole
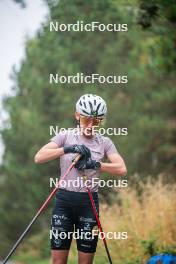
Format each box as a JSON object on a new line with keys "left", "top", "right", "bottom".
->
{"left": 2, "top": 154, "right": 80, "bottom": 264}
{"left": 83, "top": 175, "right": 113, "bottom": 264}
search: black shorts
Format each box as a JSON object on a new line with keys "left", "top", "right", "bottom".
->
{"left": 50, "top": 188, "right": 99, "bottom": 253}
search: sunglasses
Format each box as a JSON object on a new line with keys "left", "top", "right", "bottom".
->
{"left": 80, "top": 115, "right": 104, "bottom": 126}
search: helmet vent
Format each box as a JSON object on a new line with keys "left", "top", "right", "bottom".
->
{"left": 88, "top": 101, "right": 93, "bottom": 113}
{"left": 96, "top": 103, "right": 101, "bottom": 114}
{"left": 82, "top": 109, "right": 90, "bottom": 115}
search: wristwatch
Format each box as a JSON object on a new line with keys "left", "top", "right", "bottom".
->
{"left": 95, "top": 161, "right": 101, "bottom": 170}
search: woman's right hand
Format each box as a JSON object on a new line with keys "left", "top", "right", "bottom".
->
{"left": 63, "top": 144, "right": 91, "bottom": 160}
{"left": 34, "top": 143, "right": 91, "bottom": 164}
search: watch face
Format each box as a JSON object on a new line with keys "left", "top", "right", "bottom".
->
{"left": 95, "top": 162, "right": 101, "bottom": 169}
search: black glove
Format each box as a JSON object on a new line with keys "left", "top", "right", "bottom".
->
{"left": 75, "top": 158, "right": 101, "bottom": 171}
{"left": 74, "top": 155, "right": 88, "bottom": 170}
{"left": 64, "top": 144, "right": 91, "bottom": 160}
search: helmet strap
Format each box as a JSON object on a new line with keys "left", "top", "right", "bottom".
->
{"left": 77, "top": 118, "right": 80, "bottom": 128}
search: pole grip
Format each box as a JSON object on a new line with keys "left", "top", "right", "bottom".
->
{"left": 72, "top": 154, "right": 81, "bottom": 164}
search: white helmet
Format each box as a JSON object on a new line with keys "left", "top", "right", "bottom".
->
{"left": 76, "top": 94, "right": 107, "bottom": 117}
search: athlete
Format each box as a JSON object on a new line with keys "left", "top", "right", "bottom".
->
{"left": 34, "top": 94, "right": 127, "bottom": 264}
